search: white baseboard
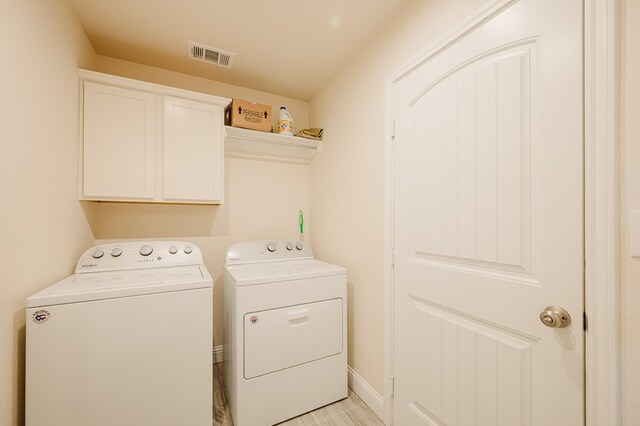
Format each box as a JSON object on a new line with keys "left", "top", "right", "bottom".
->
{"left": 212, "top": 346, "right": 384, "bottom": 420}
{"left": 348, "top": 366, "right": 384, "bottom": 420}
{"left": 213, "top": 345, "right": 224, "bottom": 364}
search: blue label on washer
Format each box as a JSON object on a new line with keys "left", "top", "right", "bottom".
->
{"left": 32, "top": 310, "right": 50, "bottom": 323}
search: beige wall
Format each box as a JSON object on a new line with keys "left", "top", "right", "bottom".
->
{"left": 622, "top": 0, "right": 640, "bottom": 421}
{"left": 309, "top": 0, "right": 487, "bottom": 394}
{"left": 0, "top": 1, "right": 97, "bottom": 424}
{"left": 89, "top": 58, "right": 311, "bottom": 347}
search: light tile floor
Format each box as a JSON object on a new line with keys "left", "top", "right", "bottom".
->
{"left": 213, "top": 364, "right": 384, "bottom": 426}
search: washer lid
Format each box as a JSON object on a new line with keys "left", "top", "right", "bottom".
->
{"left": 224, "top": 259, "right": 346, "bottom": 286}
{"left": 26, "top": 266, "right": 211, "bottom": 308}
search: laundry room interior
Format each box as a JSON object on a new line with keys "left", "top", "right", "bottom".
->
{"left": 1, "top": 0, "right": 640, "bottom": 425}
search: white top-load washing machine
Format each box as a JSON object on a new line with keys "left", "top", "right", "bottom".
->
{"left": 25, "top": 241, "right": 213, "bottom": 426}
{"left": 223, "top": 240, "right": 347, "bottom": 426}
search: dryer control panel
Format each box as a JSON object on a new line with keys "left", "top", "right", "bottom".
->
{"left": 76, "top": 241, "right": 203, "bottom": 273}
{"left": 225, "top": 240, "right": 313, "bottom": 265}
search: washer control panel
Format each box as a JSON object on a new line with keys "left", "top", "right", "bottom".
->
{"left": 76, "top": 241, "right": 203, "bottom": 273}
{"left": 225, "top": 240, "right": 313, "bottom": 265}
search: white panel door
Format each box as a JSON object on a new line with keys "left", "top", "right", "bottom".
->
{"left": 163, "top": 96, "right": 224, "bottom": 203}
{"left": 83, "top": 82, "right": 156, "bottom": 199}
{"left": 392, "top": 0, "right": 583, "bottom": 424}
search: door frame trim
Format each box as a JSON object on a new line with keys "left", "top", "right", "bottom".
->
{"left": 584, "top": 0, "right": 622, "bottom": 424}
{"left": 383, "top": 0, "right": 621, "bottom": 424}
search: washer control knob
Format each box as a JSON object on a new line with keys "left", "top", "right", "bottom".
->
{"left": 139, "top": 245, "right": 153, "bottom": 256}
{"left": 296, "top": 243, "right": 303, "bottom": 251}
{"left": 267, "top": 243, "right": 277, "bottom": 252}
{"left": 92, "top": 249, "right": 104, "bottom": 259}
{"left": 184, "top": 246, "right": 193, "bottom": 254}
{"left": 168, "top": 246, "right": 178, "bottom": 254}
{"left": 110, "top": 248, "right": 122, "bottom": 257}
{"left": 286, "top": 243, "right": 293, "bottom": 251}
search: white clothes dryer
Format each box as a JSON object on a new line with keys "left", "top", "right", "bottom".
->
{"left": 222, "top": 240, "right": 347, "bottom": 426}
{"left": 25, "top": 241, "right": 213, "bottom": 426}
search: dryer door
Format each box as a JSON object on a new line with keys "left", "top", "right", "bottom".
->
{"left": 244, "top": 298, "right": 343, "bottom": 379}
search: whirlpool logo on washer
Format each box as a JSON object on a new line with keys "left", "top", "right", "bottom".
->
{"left": 32, "top": 310, "right": 51, "bottom": 324}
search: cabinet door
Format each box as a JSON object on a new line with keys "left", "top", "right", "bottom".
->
{"left": 83, "top": 82, "right": 156, "bottom": 199}
{"left": 163, "top": 96, "right": 224, "bottom": 203}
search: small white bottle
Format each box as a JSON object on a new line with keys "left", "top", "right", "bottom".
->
{"left": 278, "top": 106, "right": 294, "bottom": 136}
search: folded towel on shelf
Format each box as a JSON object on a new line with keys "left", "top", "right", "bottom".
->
{"left": 294, "top": 128, "right": 324, "bottom": 140}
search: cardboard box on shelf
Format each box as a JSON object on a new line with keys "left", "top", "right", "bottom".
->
{"left": 228, "top": 99, "right": 272, "bottom": 132}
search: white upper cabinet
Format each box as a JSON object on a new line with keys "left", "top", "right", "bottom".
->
{"left": 163, "top": 96, "right": 224, "bottom": 203}
{"left": 83, "top": 82, "right": 156, "bottom": 200}
{"left": 79, "top": 70, "right": 230, "bottom": 204}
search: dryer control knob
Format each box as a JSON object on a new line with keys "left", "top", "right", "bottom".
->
{"left": 286, "top": 243, "right": 293, "bottom": 251}
{"left": 267, "top": 243, "right": 277, "bottom": 252}
{"left": 296, "top": 243, "right": 303, "bottom": 251}
{"left": 110, "top": 248, "right": 122, "bottom": 257}
{"left": 168, "top": 246, "right": 178, "bottom": 254}
{"left": 184, "top": 246, "right": 193, "bottom": 254}
{"left": 139, "top": 245, "right": 153, "bottom": 256}
{"left": 92, "top": 249, "right": 104, "bottom": 259}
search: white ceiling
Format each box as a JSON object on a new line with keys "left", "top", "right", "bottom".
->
{"left": 66, "top": 0, "right": 410, "bottom": 100}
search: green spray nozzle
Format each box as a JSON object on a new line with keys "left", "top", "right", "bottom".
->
{"left": 299, "top": 210, "right": 304, "bottom": 235}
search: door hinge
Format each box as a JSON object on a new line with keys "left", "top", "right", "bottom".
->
{"left": 389, "top": 375, "right": 395, "bottom": 396}
{"left": 390, "top": 118, "right": 395, "bottom": 139}
{"left": 583, "top": 312, "right": 588, "bottom": 332}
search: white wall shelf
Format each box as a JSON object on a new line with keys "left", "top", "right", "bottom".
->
{"left": 225, "top": 126, "right": 322, "bottom": 164}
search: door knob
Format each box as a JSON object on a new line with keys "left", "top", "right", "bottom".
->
{"left": 539, "top": 306, "right": 571, "bottom": 328}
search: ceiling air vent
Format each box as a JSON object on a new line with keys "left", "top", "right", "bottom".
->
{"left": 188, "top": 41, "right": 235, "bottom": 69}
